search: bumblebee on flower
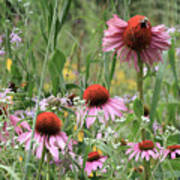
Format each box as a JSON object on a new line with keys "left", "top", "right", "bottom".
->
{"left": 102, "top": 15, "right": 170, "bottom": 70}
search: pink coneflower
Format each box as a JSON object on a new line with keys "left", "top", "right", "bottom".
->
{"left": 161, "top": 145, "right": 180, "bottom": 160}
{"left": 85, "top": 151, "right": 107, "bottom": 176}
{"left": 102, "top": 15, "right": 170, "bottom": 70}
{"left": 126, "top": 140, "right": 159, "bottom": 161}
{"left": 77, "top": 84, "right": 127, "bottom": 128}
{"left": 18, "top": 112, "right": 74, "bottom": 161}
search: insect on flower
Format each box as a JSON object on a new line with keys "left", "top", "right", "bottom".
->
{"left": 102, "top": 15, "right": 170, "bottom": 70}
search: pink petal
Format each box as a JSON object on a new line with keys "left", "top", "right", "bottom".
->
{"left": 56, "top": 134, "right": 66, "bottom": 150}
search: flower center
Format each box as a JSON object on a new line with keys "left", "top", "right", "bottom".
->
{"left": 83, "top": 84, "right": 110, "bottom": 107}
{"left": 167, "top": 145, "right": 180, "bottom": 151}
{"left": 123, "top": 15, "right": 152, "bottom": 52}
{"left": 87, "top": 151, "right": 101, "bottom": 162}
{"left": 35, "top": 112, "right": 62, "bottom": 135}
{"left": 138, "top": 140, "right": 154, "bottom": 150}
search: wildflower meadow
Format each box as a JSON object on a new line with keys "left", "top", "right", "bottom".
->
{"left": 0, "top": 0, "right": 180, "bottom": 179}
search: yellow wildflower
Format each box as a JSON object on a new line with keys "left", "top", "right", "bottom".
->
{"left": 18, "top": 156, "right": 23, "bottom": 162}
{"left": 74, "top": 125, "right": 84, "bottom": 142}
{"left": 93, "top": 146, "right": 103, "bottom": 155}
{"left": 64, "top": 111, "right": 68, "bottom": 118}
{"left": 6, "top": 58, "right": 12, "bottom": 72}
{"left": 63, "top": 68, "right": 76, "bottom": 81}
{"left": 77, "top": 130, "right": 84, "bottom": 142}
{"left": 74, "top": 125, "right": 77, "bottom": 131}
{"left": 44, "top": 83, "right": 51, "bottom": 92}
{"left": 88, "top": 173, "right": 93, "bottom": 178}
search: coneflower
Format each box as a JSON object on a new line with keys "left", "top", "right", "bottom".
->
{"left": 18, "top": 112, "right": 75, "bottom": 161}
{"left": 76, "top": 84, "right": 127, "bottom": 128}
{"left": 85, "top": 151, "right": 107, "bottom": 176}
{"left": 102, "top": 15, "right": 170, "bottom": 70}
{"left": 126, "top": 140, "right": 159, "bottom": 161}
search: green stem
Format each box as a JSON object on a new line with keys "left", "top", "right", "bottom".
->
{"left": 137, "top": 56, "right": 144, "bottom": 102}
{"left": 36, "top": 142, "right": 46, "bottom": 180}
{"left": 137, "top": 56, "right": 145, "bottom": 140}
{"left": 144, "top": 160, "right": 150, "bottom": 180}
{"left": 137, "top": 56, "right": 150, "bottom": 180}
{"left": 46, "top": 153, "right": 51, "bottom": 180}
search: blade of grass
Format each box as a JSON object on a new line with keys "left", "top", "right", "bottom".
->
{"left": 104, "top": 53, "right": 110, "bottom": 90}
{"left": 85, "top": 54, "right": 91, "bottom": 87}
{"left": 109, "top": 53, "right": 117, "bottom": 89}
{"left": 149, "top": 52, "right": 168, "bottom": 127}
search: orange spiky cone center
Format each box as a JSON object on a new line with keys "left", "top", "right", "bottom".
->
{"left": 167, "top": 145, "right": 180, "bottom": 151}
{"left": 35, "top": 112, "right": 62, "bottom": 135}
{"left": 123, "top": 15, "right": 152, "bottom": 51}
{"left": 83, "top": 84, "right": 110, "bottom": 107}
{"left": 138, "top": 140, "right": 154, "bottom": 150}
{"left": 87, "top": 151, "right": 101, "bottom": 162}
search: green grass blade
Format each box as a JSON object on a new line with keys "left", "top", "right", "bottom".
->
{"left": 104, "top": 53, "right": 110, "bottom": 89}
{"left": 149, "top": 52, "right": 168, "bottom": 126}
{"left": 109, "top": 53, "right": 117, "bottom": 88}
{"left": 85, "top": 54, "right": 91, "bottom": 87}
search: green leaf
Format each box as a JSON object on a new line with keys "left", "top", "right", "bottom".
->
{"left": 133, "top": 98, "right": 143, "bottom": 118}
{"left": 54, "top": 0, "right": 72, "bottom": 47}
{"left": 150, "top": 52, "right": 168, "bottom": 126}
{"left": 128, "top": 120, "right": 140, "bottom": 141}
{"left": 0, "top": 164, "right": 20, "bottom": 180}
{"left": 49, "top": 50, "right": 66, "bottom": 95}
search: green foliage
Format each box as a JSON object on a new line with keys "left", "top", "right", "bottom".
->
{"left": 150, "top": 52, "right": 168, "bottom": 126}
{"left": 133, "top": 98, "right": 144, "bottom": 118}
{"left": 49, "top": 50, "right": 66, "bottom": 95}
{"left": 0, "top": 0, "right": 180, "bottom": 180}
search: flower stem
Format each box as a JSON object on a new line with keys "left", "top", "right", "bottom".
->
{"left": 46, "top": 153, "right": 51, "bottom": 180}
{"left": 137, "top": 56, "right": 146, "bottom": 140}
{"left": 137, "top": 55, "right": 144, "bottom": 102}
{"left": 36, "top": 143, "right": 46, "bottom": 180}
{"left": 137, "top": 55, "right": 149, "bottom": 180}
{"left": 144, "top": 160, "right": 150, "bottom": 180}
